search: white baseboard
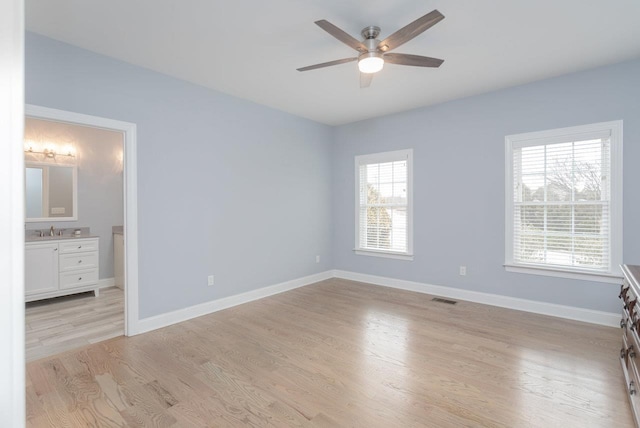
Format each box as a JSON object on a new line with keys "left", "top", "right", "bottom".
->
{"left": 332, "top": 270, "right": 620, "bottom": 327}
{"left": 98, "top": 278, "right": 115, "bottom": 288}
{"left": 135, "top": 270, "right": 334, "bottom": 335}
{"left": 132, "top": 268, "right": 619, "bottom": 336}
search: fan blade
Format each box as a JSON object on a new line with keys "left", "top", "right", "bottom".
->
{"left": 383, "top": 53, "right": 444, "bottom": 68}
{"left": 378, "top": 10, "right": 444, "bottom": 52}
{"left": 315, "top": 20, "right": 368, "bottom": 53}
{"left": 297, "top": 57, "right": 357, "bottom": 72}
{"left": 360, "top": 72, "right": 373, "bottom": 88}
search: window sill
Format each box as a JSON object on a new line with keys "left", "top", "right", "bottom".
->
{"left": 504, "top": 263, "right": 622, "bottom": 284}
{"left": 354, "top": 249, "right": 414, "bottom": 261}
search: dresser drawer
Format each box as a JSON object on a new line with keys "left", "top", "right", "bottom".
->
{"left": 59, "top": 238, "right": 98, "bottom": 254}
{"left": 59, "top": 268, "right": 98, "bottom": 289}
{"left": 59, "top": 252, "right": 98, "bottom": 272}
{"left": 625, "top": 324, "right": 639, "bottom": 362}
{"left": 623, "top": 339, "right": 640, "bottom": 424}
{"left": 622, "top": 265, "right": 640, "bottom": 427}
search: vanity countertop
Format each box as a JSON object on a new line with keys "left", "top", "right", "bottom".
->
{"left": 26, "top": 226, "right": 94, "bottom": 242}
{"left": 25, "top": 234, "right": 99, "bottom": 243}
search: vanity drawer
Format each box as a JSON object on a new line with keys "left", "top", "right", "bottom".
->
{"left": 59, "top": 238, "right": 98, "bottom": 254}
{"left": 59, "top": 268, "right": 98, "bottom": 289}
{"left": 59, "top": 252, "right": 98, "bottom": 272}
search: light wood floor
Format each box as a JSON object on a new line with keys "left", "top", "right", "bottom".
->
{"left": 26, "top": 279, "right": 633, "bottom": 427}
{"left": 26, "top": 287, "right": 124, "bottom": 362}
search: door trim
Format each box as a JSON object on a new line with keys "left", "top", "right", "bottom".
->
{"left": 1, "top": 0, "right": 25, "bottom": 423}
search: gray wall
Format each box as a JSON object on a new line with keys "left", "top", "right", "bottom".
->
{"left": 26, "top": 118, "right": 124, "bottom": 280}
{"left": 26, "top": 31, "right": 639, "bottom": 319}
{"left": 332, "top": 59, "right": 640, "bottom": 314}
{"left": 26, "top": 32, "right": 334, "bottom": 319}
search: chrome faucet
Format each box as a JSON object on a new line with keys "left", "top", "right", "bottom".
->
{"left": 50, "top": 225, "right": 54, "bottom": 236}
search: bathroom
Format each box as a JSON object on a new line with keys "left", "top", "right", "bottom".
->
{"left": 24, "top": 116, "right": 125, "bottom": 361}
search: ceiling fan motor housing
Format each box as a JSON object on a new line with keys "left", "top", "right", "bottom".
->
{"left": 361, "top": 26, "right": 381, "bottom": 40}
{"left": 358, "top": 30, "right": 384, "bottom": 73}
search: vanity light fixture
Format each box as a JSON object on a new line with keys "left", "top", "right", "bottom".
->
{"left": 25, "top": 145, "right": 75, "bottom": 158}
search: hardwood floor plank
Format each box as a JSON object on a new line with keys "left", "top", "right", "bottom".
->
{"left": 26, "top": 279, "right": 633, "bottom": 427}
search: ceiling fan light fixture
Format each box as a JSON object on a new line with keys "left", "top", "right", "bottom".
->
{"left": 299, "top": 10, "right": 445, "bottom": 86}
{"left": 358, "top": 53, "right": 384, "bottom": 74}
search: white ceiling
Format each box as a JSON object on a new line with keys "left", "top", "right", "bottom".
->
{"left": 26, "top": 0, "right": 640, "bottom": 126}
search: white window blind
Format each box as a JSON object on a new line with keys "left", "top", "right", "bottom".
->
{"left": 506, "top": 121, "right": 622, "bottom": 280}
{"left": 355, "top": 149, "right": 413, "bottom": 259}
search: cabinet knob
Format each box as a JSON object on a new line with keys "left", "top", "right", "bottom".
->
{"left": 630, "top": 345, "right": 637, "bottom": 359}
{"left": 77, "top": 246, "right": 82, "bottom": 249}
{"left": 78, "top": 277, "right": 82, "bottom": 281}
{"left": 53, "top": 248, "right": 58, "bottom": 251}
{"left": 622, "top": 348, "right": 627, "bottom": 359}
{"left": 630, "top": 380, "right": 637, "bottom": 395}
{"left": 621, "top": 319, "right": 627, "bottom": 328}
{"left": 78, "top": 260, "right": 83, "bottom": 264}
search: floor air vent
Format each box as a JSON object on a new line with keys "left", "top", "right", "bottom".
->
{"left": 432, "top": 297, "right": 457, "bottom": 305}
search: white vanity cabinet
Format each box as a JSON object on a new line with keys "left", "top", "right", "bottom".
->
{"left": 25, "top": 237, "right": 100, "bottom": 302}
{"left": 25, "top": 242, "right": 59, "bottom": 296}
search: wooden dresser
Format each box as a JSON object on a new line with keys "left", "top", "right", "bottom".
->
{"left": 620, "top": 264, "right": 640, "bottom": 426}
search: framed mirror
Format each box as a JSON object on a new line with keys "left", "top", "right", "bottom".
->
{"left": 25, "top": 162, "right": 77, "bottom": 222}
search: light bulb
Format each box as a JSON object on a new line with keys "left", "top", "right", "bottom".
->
{"left": 358, "top": 55, "right": 384, "bottom": 74}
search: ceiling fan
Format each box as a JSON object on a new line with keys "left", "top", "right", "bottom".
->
{"left": 297, "top": 9, "right": 445, "bottom": 88}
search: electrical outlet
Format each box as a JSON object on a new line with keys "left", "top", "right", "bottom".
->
{"left": 459, "top": 266, "right": 467, "bottom": 276}
{"left": 208, "top": 275, "right": 214, "bottom": 286}
{"left": 316, "top": 255, "right": 321, "bottom": 263}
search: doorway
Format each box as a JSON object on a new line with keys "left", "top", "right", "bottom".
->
{"left": 24, "top": 105, "right": 139, "bottom": 351}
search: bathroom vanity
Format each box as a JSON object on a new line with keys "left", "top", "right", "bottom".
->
{"left": 25, "top": 236, "right": 100, "bottom": 302}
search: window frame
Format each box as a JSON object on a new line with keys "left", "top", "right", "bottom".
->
{"left": 504, "top": 120, "right": 623, "bottom": 283}
{"left": 354, "top": 149, "right": 414, "bottom": 261}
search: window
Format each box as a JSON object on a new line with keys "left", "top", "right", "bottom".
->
{"left": 355, "top": 149, "right": 413, "bottom": 260}
{"left": 505, "top": 121, "right": 622, "bottom": 282}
